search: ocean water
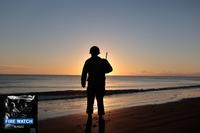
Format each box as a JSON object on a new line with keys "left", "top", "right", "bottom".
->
{"left": 1, "top": 75, "right": 200, "bottom": 120}
{"left": 0, "top": 75, "right": 200, "bottom": 94}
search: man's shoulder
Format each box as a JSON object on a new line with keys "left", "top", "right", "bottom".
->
{"left": 86, "top": 56, "right": 102, "bottom": 61}
{"left": 85, "top": 57, "right": 108, "bottom": 65}
{"left": 85, "top": 58, "right": 92, "bottom": 64}
{"left": 85, "top": 58, "right": 92, "bottom": 62}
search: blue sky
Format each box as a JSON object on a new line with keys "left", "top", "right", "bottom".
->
{"left": 0, "top": 0, "right": 200, "bottom": 75}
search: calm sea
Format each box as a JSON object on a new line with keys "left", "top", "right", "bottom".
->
{"left": 0, "top": 75, "right": 200, "bottom": 94}
{"left": 1, "top": 75, "right": 200, "bottom": 120}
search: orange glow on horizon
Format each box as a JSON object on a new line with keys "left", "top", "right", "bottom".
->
{"left": 0, "top": 46, "right": 200, "bottom": 76}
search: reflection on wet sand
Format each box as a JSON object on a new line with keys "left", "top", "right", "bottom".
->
{"left": 85, "top": 115, "right": 105, "bottom": 133}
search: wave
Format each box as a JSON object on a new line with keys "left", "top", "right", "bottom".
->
{"left": 1, "top": 85, "right": 200, "bottom": 101}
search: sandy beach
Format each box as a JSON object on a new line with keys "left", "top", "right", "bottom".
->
{"left": 39, "top": 97, "right": 200, "bottom": 133}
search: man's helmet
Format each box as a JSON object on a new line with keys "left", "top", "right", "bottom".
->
{"left": 89, "top": 46, "right": 100, "bottom": 55}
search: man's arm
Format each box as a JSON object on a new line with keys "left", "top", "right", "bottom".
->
{"left": 103, "top": 59, "right": 113, "bottom": 73}
{"left": 81, "top": 61, "right": 88, "bottom": 88}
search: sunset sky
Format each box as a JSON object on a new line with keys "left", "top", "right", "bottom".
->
{"left": 0, "top": 0, "right": 200, "bottom": 76}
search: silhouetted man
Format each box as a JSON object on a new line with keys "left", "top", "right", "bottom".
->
{"left": 81, "top": 46, "right": 113, "bottom": 118}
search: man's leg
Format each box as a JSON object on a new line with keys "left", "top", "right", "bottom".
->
{"left": 86, "top": 90, "right": 95, "bottom": 115}
{"left": 96, "top": 91, "right": 105, "bottom": 116}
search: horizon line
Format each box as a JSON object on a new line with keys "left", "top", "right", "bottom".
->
{"left": 0, "top": 73, "right": 200, "bottom": 77}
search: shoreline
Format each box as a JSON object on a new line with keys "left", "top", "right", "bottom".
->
{"left": 1, "top": 85, "right": 200, "bottom": 101}
{"left": 39, "top": 97, "right": 200, "bottom": 133}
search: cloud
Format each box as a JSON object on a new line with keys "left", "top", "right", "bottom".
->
{"left": 139, "top": 70, "right": 200, "bottom": 76}
{"left": 0, "top": 65, "right": 28, "bottom": 70}
{"left": 0, "top": 65, "right": 32, "bottom": 73}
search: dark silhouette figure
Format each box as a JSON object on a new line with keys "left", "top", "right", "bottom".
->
{"left": 81, "top": 46, "right": 113, "bottom": 117}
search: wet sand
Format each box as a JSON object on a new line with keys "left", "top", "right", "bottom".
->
{"left": 39, "top": 97, "right": 200, "bottom": 133}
